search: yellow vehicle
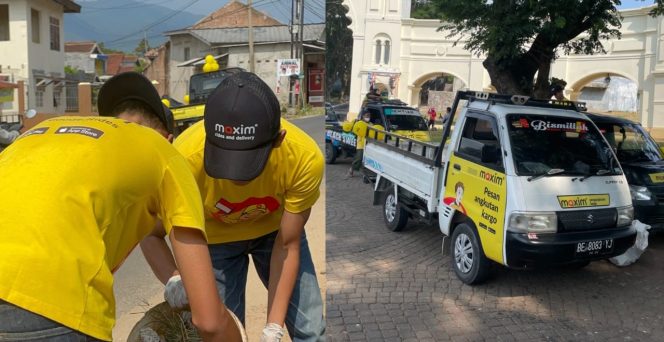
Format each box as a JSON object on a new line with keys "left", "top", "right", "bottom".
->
{"left": 167, "top": 55, "right": 245, "bottom": 135}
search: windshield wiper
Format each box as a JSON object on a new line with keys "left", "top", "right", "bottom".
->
{"left": 527, "top": 168, "right": 566, "bottom": 182}
{"left": 574, "top": 169, "right": 612, "bottom": 182}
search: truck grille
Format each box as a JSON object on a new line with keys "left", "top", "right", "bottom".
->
{"left": 557, "top": 208, "right": 617, "bottom": 232}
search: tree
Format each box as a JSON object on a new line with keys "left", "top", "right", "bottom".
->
{"left": 422, "top": 0, "right": 664, "bottom": 97}
{"left": 134, "top": 38, "right": 150, "bottom": 56}
{"left": 326, "top": 1, "right": 354, "bottom": 102}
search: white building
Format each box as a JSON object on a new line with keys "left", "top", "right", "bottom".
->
{"left": 344, "top": 0, "right": 664, "bottom": 129}
{"left": 0, "top": 0, "right": 80, "bottom": 115}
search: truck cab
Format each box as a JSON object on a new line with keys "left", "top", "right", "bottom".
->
{"left": 325, "top": 100, "right": 430, "bottom": 164}
{"left": 362, "top": 91, "right": 636, "bottom": 284}
{"left": 361, "top": 100, "right": 431, "bottom": 142}
{"left": 586, "top": 113, "right": 664, "bottom": 233}
{"left": 170, "top": 66, "right": 245, "bottom": 136}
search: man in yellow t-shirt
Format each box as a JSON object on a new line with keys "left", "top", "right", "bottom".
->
{"left": 141, "top": 72, "right": 325, "bottom": 342}
{"left": 346, "top": 110, "right": 372, "bottom": 178}
{"left": 0, "top": 72, "right": 242, "bottom": 342}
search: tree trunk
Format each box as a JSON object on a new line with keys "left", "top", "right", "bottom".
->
{"left": 483, "top": 56, "right": 536, "bottom": 96}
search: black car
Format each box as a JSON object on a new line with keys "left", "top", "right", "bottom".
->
{"left": 587, "top": 112, "right": 664, "bottom": 232}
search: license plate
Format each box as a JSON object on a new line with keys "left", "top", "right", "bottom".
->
{"left": 575, "top": 239, "right": 614, "bottom": 257}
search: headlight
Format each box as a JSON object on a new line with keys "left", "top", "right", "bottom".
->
{"left": 617, "top": 205, "right": 634, "bottom": 227}
{"left": 508, "top": 212, "right": 557, "bottom": 233}
{"left": 629, "top": 185, "right": 651, "bottom": 201}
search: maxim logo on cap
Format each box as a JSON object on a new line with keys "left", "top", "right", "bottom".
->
{"left": 214, "top": 123, "right": 259, "bottom": 141}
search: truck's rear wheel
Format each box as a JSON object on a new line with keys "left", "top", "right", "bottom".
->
{"left": 325, "top": 142, "right": 337, "bottom": 164}
{"left": 451, "top": 223, "right": 490, "bottom": 285}
{"left": 383, "top": 188, "right": 408, "bottom": 231}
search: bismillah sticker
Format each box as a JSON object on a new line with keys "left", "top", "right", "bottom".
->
{"left": 557, "top": 194, "right": 610, "bottom": 209}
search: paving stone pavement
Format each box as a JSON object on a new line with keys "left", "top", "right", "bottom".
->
{"left": 326, "top": 159, "right": 664, "bottom": 342}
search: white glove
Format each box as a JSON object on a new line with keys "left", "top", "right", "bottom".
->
{"left": 260, "top": 323, "right": 284, "bottom": 342}
{"left": 164, "top": 275, "right": 189, "bottom": 310}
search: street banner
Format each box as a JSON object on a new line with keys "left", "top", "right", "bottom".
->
{"left": 277, "top": 59, "right": 301, "bottom": 77}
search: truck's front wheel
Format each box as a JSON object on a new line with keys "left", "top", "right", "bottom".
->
{"left": 325, "top": 142, "right": 337, "bottom": 164}
{"left": 451, "top": 223, "right": 490, "bottom": 285}
{"left": 383, "top": 188, "right": 408, "bottom": 231}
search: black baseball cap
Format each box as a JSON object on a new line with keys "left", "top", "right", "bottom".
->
{"left": 97, "top": 72, "right": 174, "bottom": 134}
{"left": 203, "top": 72, "right": 281, "bottom": 181}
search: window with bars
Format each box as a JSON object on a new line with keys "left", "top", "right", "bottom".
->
{"left": 36, "top": 88, "right": 44, "bottom": 107}
{"left": 49, "top": 17, "right": 60, "bottom": 51}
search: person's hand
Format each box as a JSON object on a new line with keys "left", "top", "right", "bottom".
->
{"left": 164, "top": 275, "right": 189, "bottom": 310}
{"left": 259, "top": 323, "right": 284, "bottom": 342}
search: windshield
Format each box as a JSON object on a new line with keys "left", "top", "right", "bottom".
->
{"left": 507, "top": 115, "right": 621, "bottom": 176}
{"left": 189, "top": 71, "right": 228, "bottom": 103}
{"left": 383, "top": 107, "right": 428, "bottom": 131}
{"left": 593, "top": 121, "right": 663, "bottom": 163}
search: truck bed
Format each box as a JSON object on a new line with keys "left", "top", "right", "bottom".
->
{"left": 363, "top": 129, "right": 448, "bottom": 208}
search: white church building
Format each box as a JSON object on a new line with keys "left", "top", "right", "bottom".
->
{"left": 343, "top": 0, "right": 664, "bottom": 129}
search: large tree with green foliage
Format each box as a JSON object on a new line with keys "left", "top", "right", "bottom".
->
{"left": 326, "top": 0, "right": 353, "bottom": 102}
{"left": 414, "top": 0, "right": 664, "bottom": 97}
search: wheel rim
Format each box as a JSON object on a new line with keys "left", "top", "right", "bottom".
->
{"left": 385, "top": 193, "right": 396, "bottom": 222}
{"left": 454, "top": 233, "right": 474, "bottom": 274}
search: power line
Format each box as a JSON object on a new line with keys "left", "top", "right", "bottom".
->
{"left": 82, "top": 0, "right": 178, "bottom": 13}
{"left": 104, "top": 0, "right": 202, "bottom": 45}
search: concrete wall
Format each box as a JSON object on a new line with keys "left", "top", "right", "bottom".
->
{"left": 227, "top": 42, "right": 293, "bottom": 104}
{"left": 168, "top": 33, "right": 214, "bottom": 103}
{"left": 65, "top": 52, "right": 95, "bottom": 74}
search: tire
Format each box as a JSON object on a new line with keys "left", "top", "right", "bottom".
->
{"left": 325, "top": 142, "right": 337, "bottom": 164}
{"left": 451, "top": 223, "right": 490, "bottom": 285}
{"left": 383, "top": 187, "right": 408, "bottom": 231}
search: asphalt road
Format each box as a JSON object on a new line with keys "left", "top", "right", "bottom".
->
{"left": 112, "top": 115, "right": 324, "bottom": 334}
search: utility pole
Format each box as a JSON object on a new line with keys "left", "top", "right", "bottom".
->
{"left": 299, "top": 0, "right": 304, "bottom": 108}
{"left": 248, "top": 0, "right": 255, "bottom": 73}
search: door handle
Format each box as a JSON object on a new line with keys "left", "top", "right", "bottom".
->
{"left": 453, "top": 164, "right": 461, "bottom": 170}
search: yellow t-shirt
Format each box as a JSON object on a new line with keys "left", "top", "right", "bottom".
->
{"left": 352, "top": 120, "right": 370, "bottom": 149}
{"left": 174, "top": 119, "right": 323, "bottom": 243}
{"left": 0, "top": 117, "right": 205, "bottom": 341}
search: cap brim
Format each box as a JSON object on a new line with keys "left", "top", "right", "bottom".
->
{"left": 204, "top": 141, "right": 273, "bottom": 181}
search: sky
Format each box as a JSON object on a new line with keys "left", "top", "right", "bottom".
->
{"left": 617, "top": 0, "right": 658, "bottom": 9}
{"left": 75, "top": 0, "right": 326, "bottom": 24}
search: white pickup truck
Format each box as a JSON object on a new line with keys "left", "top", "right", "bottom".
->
{"left": 362, "top": 91, "right": 637, "bottom": 284}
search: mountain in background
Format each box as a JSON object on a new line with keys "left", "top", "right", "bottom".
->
{"left": 64, "top": 0, "right": 204, "bottom": 52}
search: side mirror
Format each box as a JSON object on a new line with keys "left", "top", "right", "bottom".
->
{"left": 183, "top": 95, "right": 190, "bottom": 105}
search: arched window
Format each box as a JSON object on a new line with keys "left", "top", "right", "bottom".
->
{"left": 372, "top": 33, "right": 392, "bottom": 66}
{"left": 375, "top": 40, "right": 382, "bottom": 64}
{"left": 383, "top": 40, "right": 391, "bottom": 64}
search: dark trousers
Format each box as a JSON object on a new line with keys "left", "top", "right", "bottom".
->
{"left": 0, "top": 300, "right": 103, "bottom": 341}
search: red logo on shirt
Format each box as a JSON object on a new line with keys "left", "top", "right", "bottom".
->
{"left": 211, "top": 196, "right": 280, "bottom": 224}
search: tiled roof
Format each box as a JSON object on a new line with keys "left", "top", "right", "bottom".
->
{"left": 191, "top": 0, "right": 281, "bottom": 29}
{"left": 65, "top": 41, "right": 97, "bottom": 53}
